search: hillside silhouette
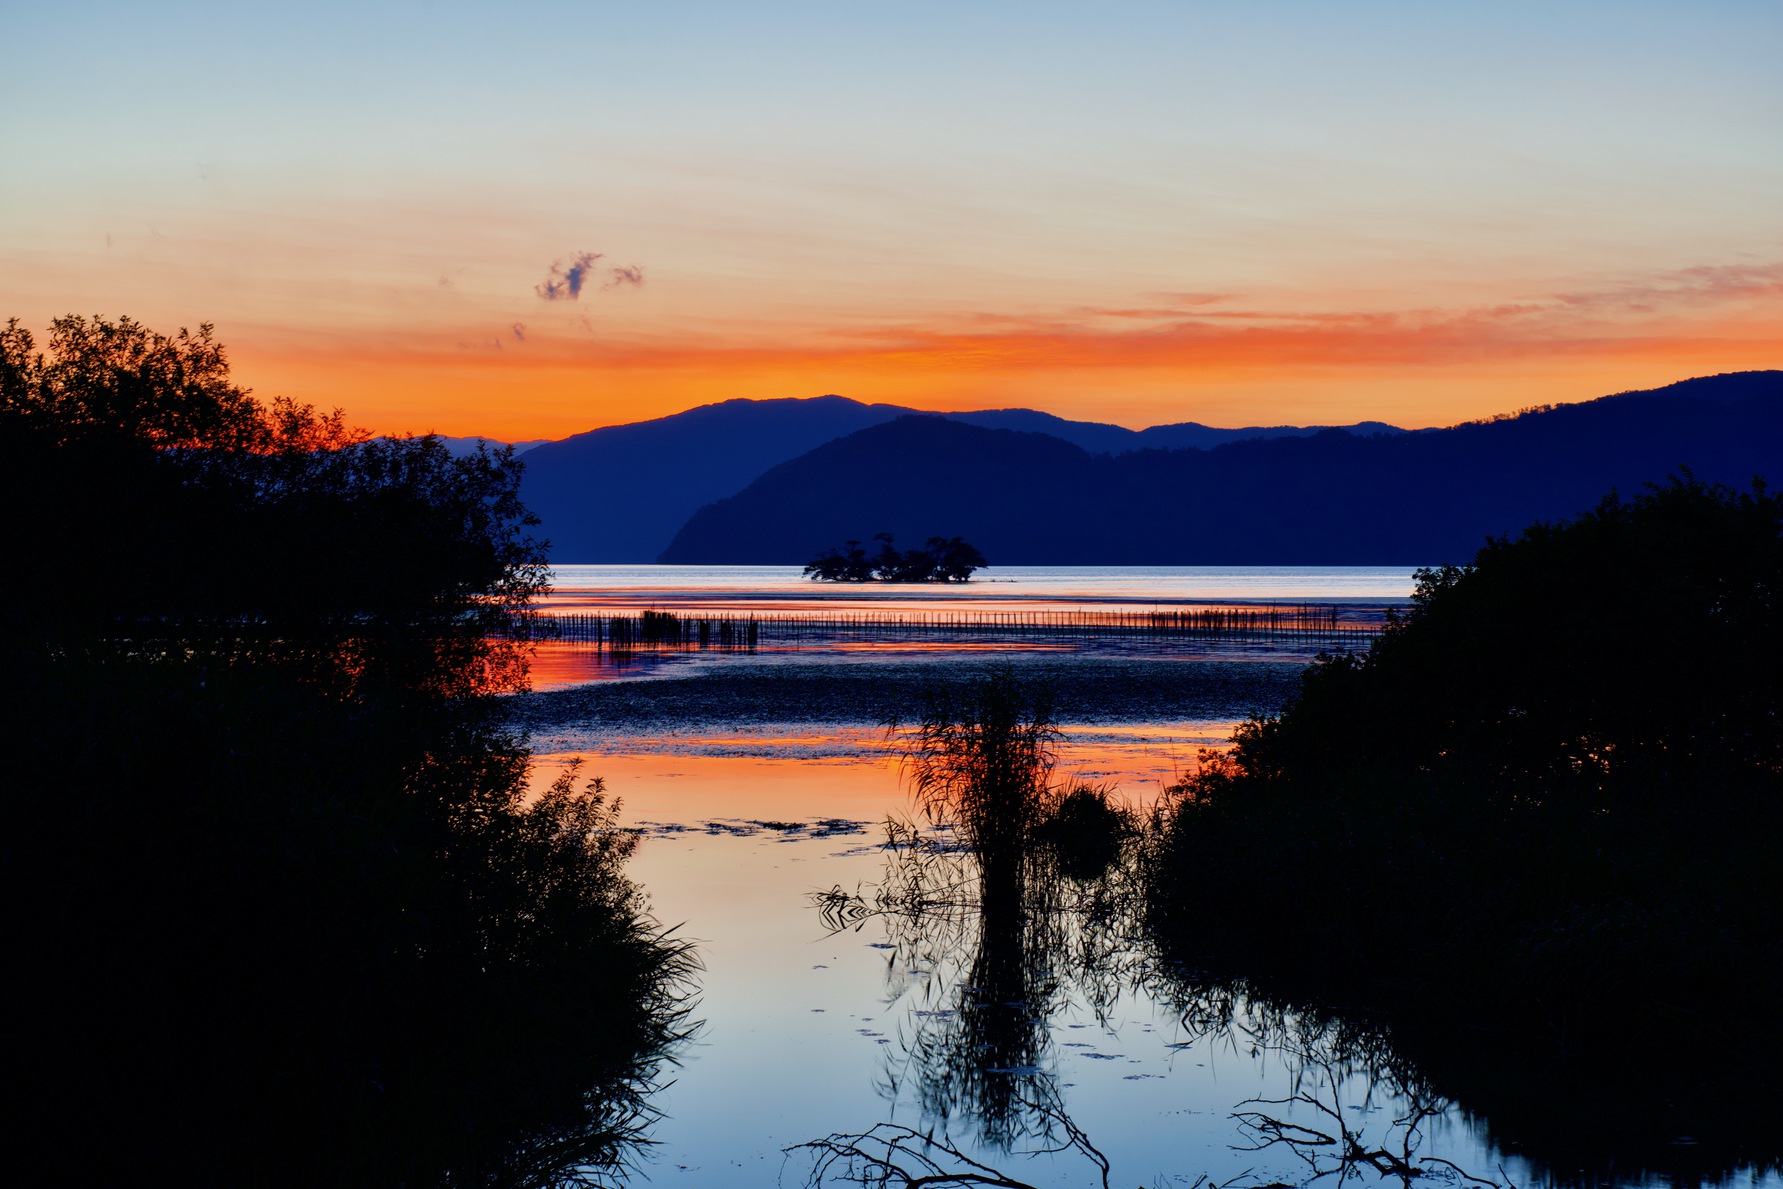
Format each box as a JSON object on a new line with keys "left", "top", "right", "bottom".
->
{"left": 954, "top": 405, "right": 1406, "bottom": 452}
{"left": 520, "top": 395, "right": 913, "bottom": 561}
{"left": 658, "top": 371, "right": 1783, "bottom": 565}
{"left": 519, "top": 396, "right": 1405, "bottom": 561}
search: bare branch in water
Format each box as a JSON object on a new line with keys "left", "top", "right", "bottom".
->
{"left": 785, "top": 1122, "right": 1046, "bottom": 1189}
{"left": 1231, "top": 1049, "right": 1517, "bottom": 1189}
{"left": 784, "top": 1090, "right": 1114, "bottom": 1189}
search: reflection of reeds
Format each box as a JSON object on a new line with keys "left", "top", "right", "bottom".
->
{"left": 503, "top": 610, "right": 761, "bottom": 653}
{"left": 507, "top": 604, "right": 1376, "bottom": 654}
{"left": 812, "top": 671, "right": 1147, "bottom": 1154}
{"left": 801, "top": 671, "right": 1523, "bottom": 1189}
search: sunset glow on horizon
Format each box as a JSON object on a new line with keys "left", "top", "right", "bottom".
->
{"left": 5, "top": 1, "right": 1780, "bottom": 439}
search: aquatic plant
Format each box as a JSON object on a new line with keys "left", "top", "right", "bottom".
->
{"left": 808, "top": 673, "right": 1146, "bottom": 1154}
{"left": 902, "top": 668, "right": 1059, "bottom": 854}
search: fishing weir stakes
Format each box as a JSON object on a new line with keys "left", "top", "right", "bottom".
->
{"left": 505, "top": 605, "right": 1382, "bottom": 654}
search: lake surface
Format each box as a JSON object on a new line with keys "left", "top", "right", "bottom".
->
{"left": 512, "top": 567, "right": 1780, "bottom": 1189}
{"left": 541, "top": 564, "right": 1420, "bottom": 611}
{"left": 528, "top": 565, "right": 1412, "bottom": 690}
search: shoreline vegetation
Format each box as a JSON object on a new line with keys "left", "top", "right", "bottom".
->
{"left": 1, "top": 316, "right": 696, "bottom": 1186}
{"left": 787, "top": 477, "right": 1782, "bottom": 1189}
{"left": 804, "top": 531, "right": 987, "bottom": 582}
{"left": 1145, "top": 474, "right": 1783, "bottom": 1176}
{"left": 797, "top": 568, "right": 1782, "bottom": 1186}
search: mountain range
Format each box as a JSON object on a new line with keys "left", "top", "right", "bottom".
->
{"left": 437, "top": 370, "right": 1781, "bottom": 564}
{"left": 656, "top": 371, "right": 1783, "bottom": 566}
{"left": 513, "top": 398, "right": 1405, "bottom": 561}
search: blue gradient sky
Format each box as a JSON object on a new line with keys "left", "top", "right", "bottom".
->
{"left": 4, "top": 1, "right": 1779, "bottom": 436}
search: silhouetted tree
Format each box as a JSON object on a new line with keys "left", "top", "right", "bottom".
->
{"left": 929, "top": 535, "right": 988, "bottom": 582}
{"left": 0, "top": 315, "right": 694, "bottom": 1187}
{"left": 804, "top": 538, "right": 875, "bottom": 581}
{"left": 803, "top": 531, "right": 986, "bottom": 582}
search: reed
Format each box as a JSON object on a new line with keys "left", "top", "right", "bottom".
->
{"left": 505, "top": 603, "right": 1377, "bottom": 653}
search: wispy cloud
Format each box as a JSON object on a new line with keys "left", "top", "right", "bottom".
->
{"left": 536, "top": 251, "right": 603, "bottom": 300}
{"left": 535, "top": 252, "right": 647, "bottom": 300}
{"left": 1555, "top": 263, "right": 1783, "bottom": 314}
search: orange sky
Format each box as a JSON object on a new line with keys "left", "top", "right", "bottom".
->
{"left": 222, "top": 268, "right": 1783, "bottom": 437}
{"left": 4, "top": 2, "right": 1780, "bottom": 439}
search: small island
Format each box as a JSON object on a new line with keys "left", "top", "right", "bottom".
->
{"left": 804, "top": 532, "right": 987, "bottom": 582}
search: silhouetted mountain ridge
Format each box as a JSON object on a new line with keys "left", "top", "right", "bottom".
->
{"left": 657, "top": 371, "right": 1783, "bottom": 565}
{"left": 517, "top": 396, "right": 1411, "bottom": 561}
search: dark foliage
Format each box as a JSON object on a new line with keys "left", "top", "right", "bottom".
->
{"left": 0, "top": 315, "right": 547, "bottom": 695}
{"left": 0, "top": 316, "right": 695, "bottom": 1187}
{"left": 804, "top": 531, "right": 986, "bottom": 582}
{"left": 1146, "top": 475, "right": 1783, "bottom": 1159}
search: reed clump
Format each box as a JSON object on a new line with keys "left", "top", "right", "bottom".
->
{"left": 811, "top": 671, "right": 1144, "bottom": 1154}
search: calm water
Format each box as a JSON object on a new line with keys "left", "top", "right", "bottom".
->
{"left": 529, "top": 565, "right": 1412, "bottom": 689}
{"left": 514, "top": 568, "right": 1779, "bottom": 1189}
{"left": 541, "top": 564, "right": 1420, "bottom": 612}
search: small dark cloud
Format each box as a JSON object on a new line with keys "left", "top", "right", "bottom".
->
{"left": 536, "top": 252, "right": 647, "bottom": 300}
{"left": 537, "top": 251, "right": 604, "bottom": 300}
{"left": 511, "top": 322, "right": 527, "bottom": 342}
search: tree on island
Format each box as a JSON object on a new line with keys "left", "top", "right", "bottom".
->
{"left": 805, "top": 532, "right": 987, "bottom": 582}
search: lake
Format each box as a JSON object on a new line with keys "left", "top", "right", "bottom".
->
{"left": 511, "top": 566, "right": 1777, "bottom": 1189}
{"left": 526, "top": 565, "right": 1412, "bottom": 689}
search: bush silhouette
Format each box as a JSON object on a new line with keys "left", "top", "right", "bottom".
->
{"left": 1, "top": 315, "right": 695, "bottom": 1186}
{"left": 1148, "top": 474, "right": 1783, "bottom": 1113}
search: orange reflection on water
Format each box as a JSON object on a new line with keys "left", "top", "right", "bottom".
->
{"left": 529, "top": 719, "right": 1240, "bottom": 825}
{"left": 1052, "top": 722, "right": 1238, "bottom": 794}
{"left": 523, "top": 639, "right": 1089, "bottom": 692}
{"left": 533, "top": 593, "right": 1386, "bottom": 616}
{"left": 529, "top": 749, "right": 900, "bottom": 827}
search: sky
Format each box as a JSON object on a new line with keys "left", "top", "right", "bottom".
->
{"left": 3, "top": 0, "right": 1780, "bottom": 439}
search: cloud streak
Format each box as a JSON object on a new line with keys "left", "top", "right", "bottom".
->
{"left": 536, "top": 252, "right": 603, "bottom": 300}
{"left": 535, "top": 252, "right": 647, "bottom": 300}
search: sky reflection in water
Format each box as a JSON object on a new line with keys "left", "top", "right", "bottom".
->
{"left": 523, "top": 740, "right": 1504, "bottom": 1188}
{"left": 518, "top": 567, "right": 1779, "bottom": 1189}
{"left": 528, "top": 566, "right": 1411, "bottom": 689}
{"left": 539, "top": 564, "right": 1419, "bottom": 613}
